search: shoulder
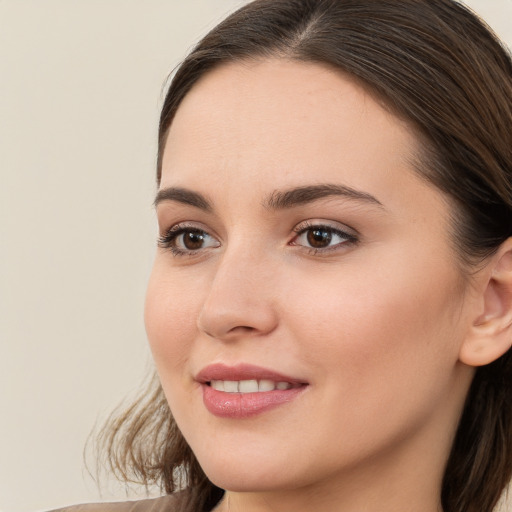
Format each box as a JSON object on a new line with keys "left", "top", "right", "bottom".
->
{"left": 48, "top": 494, "right": 180, "bottom": 512}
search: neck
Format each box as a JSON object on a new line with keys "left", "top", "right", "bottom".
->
{"left": 219, "top": 468, "right": 444, "bottom": 512}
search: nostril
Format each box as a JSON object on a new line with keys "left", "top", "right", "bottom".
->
{"left": 228, "top": 325, "right": 256, "bottom": 333}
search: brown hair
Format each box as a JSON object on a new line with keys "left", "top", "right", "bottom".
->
{"left": 98, "top": 1, "right": 512, "bottom": 511}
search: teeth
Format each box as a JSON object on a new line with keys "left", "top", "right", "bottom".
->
{"left": 258, "top": 379, "right": 275, "bottom": 392}
{"left": 239, "top": 379, "right": 258, "bottom": 393}
{"left": 210, "top": 380, "right": 225, "bottom": 392}
{"left": 209, "top": 379, "right": 295, "bottom": 393}
{"left": 223, "top": 380, "right": 239, "bottom": 393}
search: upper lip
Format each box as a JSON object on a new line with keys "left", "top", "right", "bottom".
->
{"left": 196, "top": 363, "right": 307, "bottom": 385}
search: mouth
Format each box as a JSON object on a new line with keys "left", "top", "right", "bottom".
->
{"left": 196, "top": 363, "right": 308, "bottom": 419}
{"left": 208, "top": 379, "right": 302, "bottom": 393}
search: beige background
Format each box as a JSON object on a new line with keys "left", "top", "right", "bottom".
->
{"left": 1, "top": 1, "right": 511, "bottom": 511}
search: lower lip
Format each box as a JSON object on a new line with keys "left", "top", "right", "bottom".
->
{"left": 202, "top": 384, "right": 306, "bottom": 419}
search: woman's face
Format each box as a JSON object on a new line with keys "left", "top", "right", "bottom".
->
{"left": 146, "top": 60, "right": 475, "bottom": 496}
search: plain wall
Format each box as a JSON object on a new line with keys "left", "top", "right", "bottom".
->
{"left": 1, "top": 1, "right": 511, "bottom": 511}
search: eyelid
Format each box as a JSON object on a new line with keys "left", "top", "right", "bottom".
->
{"left": 159, "top": 220, "right": 201, "bottom": 236}
{"left": 292, "top": 219, "right": 359, "bottom": 237}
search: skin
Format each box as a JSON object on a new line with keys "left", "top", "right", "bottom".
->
{"left": 145, "top": 59, "right": 490, "bottom": 512}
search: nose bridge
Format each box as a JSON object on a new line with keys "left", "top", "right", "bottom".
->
{"left": 197, "top": 238, "right": 278, "bottom": 340}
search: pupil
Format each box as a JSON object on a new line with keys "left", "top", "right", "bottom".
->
{"left": 184, "top": 231, "right": 204, "bottom": 250}
{"left": 307, "top": 228, "right": 332, "bottom": 248}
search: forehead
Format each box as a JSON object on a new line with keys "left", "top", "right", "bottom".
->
{"left": 160, "top": 59, "right": 424, "bottom": 207}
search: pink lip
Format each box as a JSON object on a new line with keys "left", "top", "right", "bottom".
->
{"left": 196, "top": 363, "right": 308, "bottom": 419}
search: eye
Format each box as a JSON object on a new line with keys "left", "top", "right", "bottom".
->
{"left": 291, "top": 222, "right": 358, "bottom": 252}
{"left": 158, "top": 224, "right": 220, "bottom": 256}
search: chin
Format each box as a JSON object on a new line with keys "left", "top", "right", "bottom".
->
{"left": 198, "top": 456, "right": 302, "bottom": 493}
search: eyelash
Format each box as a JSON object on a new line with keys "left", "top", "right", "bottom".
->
{"left": 158, "top": 221, "right": 359, "bottom": 257}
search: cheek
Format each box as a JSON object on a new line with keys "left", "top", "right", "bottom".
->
{"left": 286, "top": 251, "right": 464, "bottom": 409}
{"left": 144, "top": 263, "right": 201, "bottom": 377}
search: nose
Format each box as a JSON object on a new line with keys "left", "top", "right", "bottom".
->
{"left": 197, "top": 247, "right": 279, "bottom": 342}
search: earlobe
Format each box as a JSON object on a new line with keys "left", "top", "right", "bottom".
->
{"left": 459, "top": 238, "right": 512, "bottom": 367}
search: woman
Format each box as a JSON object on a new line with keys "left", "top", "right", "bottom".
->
{"left": 54, "top": 0, "right": 512, "bottom": 511}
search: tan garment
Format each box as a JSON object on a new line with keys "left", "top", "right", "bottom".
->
{"left": 49, "top": 495, "right": 179, "bottom": 512}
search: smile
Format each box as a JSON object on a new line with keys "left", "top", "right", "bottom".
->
{"left": 209, "top": 379, "right": 300, "bottom": 393}
{"left": 197, "top": 364, "right": 308, "bottom": 418}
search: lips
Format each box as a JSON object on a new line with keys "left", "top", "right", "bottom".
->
{"left": 196, "top": 363, "right": 308, "bottom": 419}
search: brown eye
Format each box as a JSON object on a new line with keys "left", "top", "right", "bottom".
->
{"left": 307, "top": 228, "right": 333, "bottom": 248}
{"left": 291, "top": 223, "right": 357, "bottom": 252}
{"left": 182, "top": 230, "right": 207, "bottom": 250}
{"left": 158, "top": 226, "right": 220, "bottom": 255}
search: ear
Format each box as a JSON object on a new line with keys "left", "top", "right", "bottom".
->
{"left": 459, "top": 238, "right": 512, "bottom": 367}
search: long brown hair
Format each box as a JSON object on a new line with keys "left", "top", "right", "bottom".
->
{"left": 98, "top": 1, "right": 512, "bottom": 511}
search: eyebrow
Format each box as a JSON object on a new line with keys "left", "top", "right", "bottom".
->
{"left": 264, "top": 184, "right": 383, "bottom": 210}
{"left": 154, "top": 187, "right": 213, "bottom": 211}
{"left": 154, "top": 183, "right": 383, "bottom": 212}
